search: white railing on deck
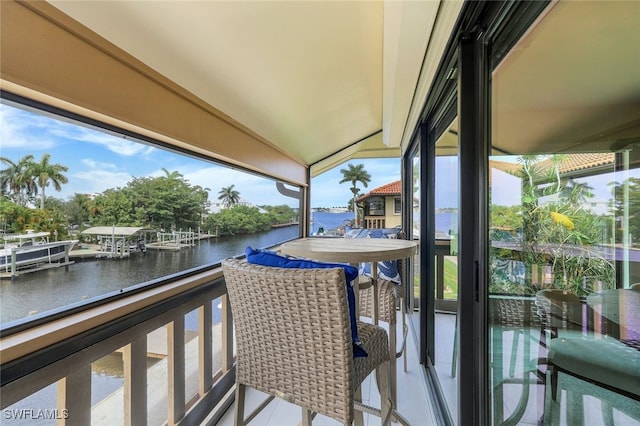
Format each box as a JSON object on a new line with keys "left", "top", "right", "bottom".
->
{"left": 0, "top": 267, "right": 235, "bottom": 426}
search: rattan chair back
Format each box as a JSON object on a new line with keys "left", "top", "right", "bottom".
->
{"left": 535, "top": 289, "right": 583, "bottom": 333}
{"left": 222, "top": 258, "right": 391, "bottom": 425}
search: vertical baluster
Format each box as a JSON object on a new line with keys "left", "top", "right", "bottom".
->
{"left": 168, "top": 317, "right": 185, "bottom": 425}
{"left": 57, "top": 364, "right": 91, "bottom": 425}
{"left": 124, "top": 336, "right": 147, "bottom": 426}
{"left": 221, "top": 295, "right": 234, "bottom": 372}
{"left": 199, "top": 301, "right": 213, "bottom": 394}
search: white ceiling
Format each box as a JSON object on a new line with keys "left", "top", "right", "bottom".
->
{"left": 48, "top": 0, "right": 448, "bottom": 168}
{"left": 47, "top": 1, "right": 637, "bottom": 171}
{"left": 436, "top": 1, "right": 640, "bottom": 157}
{"left": 491, "top": 1, "right": 640, "bottom": 155}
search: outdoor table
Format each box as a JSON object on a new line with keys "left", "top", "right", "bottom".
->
{"left": 279, "top": 237, "right": 417, "bottom": 324}
{"left": 279, "top": 236, "right": 417, "bottom": 426}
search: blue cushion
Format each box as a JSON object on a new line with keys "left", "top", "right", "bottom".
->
{"left": 352, "top": 229, "right": 401, "bottom": 284}
{"left": 359, "top": 260, "right": 401, "bottom": 283}
{"left": 245, "top": 247, "right": 366, "bottom": 357}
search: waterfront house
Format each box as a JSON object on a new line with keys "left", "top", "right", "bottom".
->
{"left": 1, "top": 1, "right": 639, "bottom": 425}
{"left": 356, "top": 181, "right": 402, "bottom": 230}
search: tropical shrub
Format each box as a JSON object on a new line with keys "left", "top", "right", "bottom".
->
{"left": 489, "top": 155, "right": 616, "bottom": 296}
{"left": 206, "top": 205, "right": 272, "bottom": 236}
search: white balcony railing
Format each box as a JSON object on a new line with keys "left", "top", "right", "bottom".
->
{"left": 1, "top": 266, "right": 235, "bottom": 425}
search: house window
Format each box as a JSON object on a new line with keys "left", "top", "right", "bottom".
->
{"left": 394, "top": 197, "right": 401, "bottom": 214}
{"left": 367, "top": 197, "right": 385, "bottom": 216}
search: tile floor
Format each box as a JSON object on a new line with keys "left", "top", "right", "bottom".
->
{"left": 215, "top": 314, "right": 436, "bottom": 425}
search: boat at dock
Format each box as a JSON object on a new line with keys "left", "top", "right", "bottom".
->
{"left": 0, "top": 230, "right": 78, "bottom": 273}
{"left": 78, "top": 226, "right": 155, "bottom": 258}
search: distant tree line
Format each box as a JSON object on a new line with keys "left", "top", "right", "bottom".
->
{"left": 1, "top": 156, "right": 298, "bottom": 238}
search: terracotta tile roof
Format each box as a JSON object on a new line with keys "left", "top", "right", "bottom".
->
{"left": 356, "top": 154, "right": 615, "bottom": 203}
{"left": 356, "top": 180, "right": 401, "bottom": 202}
{"left": 491, "top": 154, "right": 616, "bottom": 178}
{"left": 536, "top": 153, "right": 615, "bottom": 174}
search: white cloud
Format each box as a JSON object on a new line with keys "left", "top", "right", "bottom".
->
{"left": 81, "top": 158, "right": 119, "bottom": 172}
{"left": 184, "top": 166, "right": 298, "bottom": 207}
{"left": 63, "top": 169, "right": 133, "bottom": 199}
{"left": 51, "top": 125, "right": 156, "bottom": 157}
{"left": 0, "top": 105, "right": 57, "bottom": 150}
{"left": 1, "top": 103, "right": 155, "bottom": 157}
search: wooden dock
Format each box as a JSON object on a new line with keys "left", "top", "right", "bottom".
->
{"left": 68, "top": 232, "right": 220, "bottom": 257}
{"left": 144, "top": 241, "right": 188, "bottom": 251}
{"left": 69, "top": 245, "right": 133, "bottom": 259}
{"left": 0, "top": 260, "right": 75, "bottom": 279}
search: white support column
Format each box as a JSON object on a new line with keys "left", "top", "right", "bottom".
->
{"left": 57, "top": 363, "right": 91, "bottom": 426}
{"left": 168, "top": 317, "right": 185, "bottom": 425}
{"left": 199, "top": 301, "right": 213, "bottom": 395}
{"left": 221, "top": 295, "right": 234, "bottom": 372}
{"left": 123, "top": 336, "right": 147, "bottom": 426}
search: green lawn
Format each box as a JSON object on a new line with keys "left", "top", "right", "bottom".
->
{"left": 443, "top": 257, "right": 458, "bottom": 299}
{"left": 413, "top": 257, "right": 459, "bottom": 299}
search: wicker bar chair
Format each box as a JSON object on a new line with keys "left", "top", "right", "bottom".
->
{"left": 358, "top": 267, "right": 407, "bottom": 408}
{"left": 350, "top": 228, "right": 409, "bottom": 410}
{"left": 222, "top": 258, "right": 393, "bottom": 426}
{"left": 489, "top": 296, "right": 546, "bottom": 425}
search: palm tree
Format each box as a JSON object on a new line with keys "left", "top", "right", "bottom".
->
{"left": 32, "top": 154, "right": 68, "bottom": 210}
{"left": 0, "top": 154, "right": 37, "bottom": 206}
{"left": 561, "top": 179, "right": 594, "bottom": 207}
{"left": 66, "top": 193, "right": 92, "bottom": 227}
{"left": 339, "top": 163, "right": 371, "bottom": 224}
{"left": 161, "top": 168, "right": 184, "bottom": 182}
{"left": 218, "top": 185, "right": 240, "bottom": 209}
{"left": 192, "top": 185, "right": 211, "bottom": 225}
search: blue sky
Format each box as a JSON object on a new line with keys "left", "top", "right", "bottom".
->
{"left": 0, "top": 103, "right": 400, "bottom": 209}
{"left": 4, "top": 102, "right": 630, "bottom": 212}
{"left": 310, "top": 158, "right": 401, "bottom": 209}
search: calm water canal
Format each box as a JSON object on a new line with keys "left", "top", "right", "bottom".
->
{"left": 1, "top": 227, "right": 299, "bottom": 324}
{"left": 2, "top": 227, "right": 298, "bottom": 424}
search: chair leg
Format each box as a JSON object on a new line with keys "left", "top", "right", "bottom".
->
{"left": 301, "top": 407, "right": 313, "bottom": 426}
{"left": 601, "top": 401, "right": 615, "bottom": 426}
{"left": 566, "top": 389, "right": 584, "bottom": 426}
{"left": 543, "top": 372, "right": 561, "bottom": 426}
{"left": 354, "top": 386, "right": 364, "bottom": 426}
{"left": 509, "top": 330, "right": 521, "bottom": 378}
{"left": 451, "top": 314, "right": 458, "bottom": 378}
{"left": 234, "top": 383, "right": 246, "bottom": 426}
{"left": 377, "top": 361, "right": 393, "bottom": 426}
{"left": 401, "top": 300, "right": 408, "bottom": 372}
{"left": 537, "top": 370, "right": 546, "bottom": 426}
{"left": 550, "top": 365, "right": 558, "bottom": 401}
{"left": 389, "top": 318, "right": 398, "bottom": 407}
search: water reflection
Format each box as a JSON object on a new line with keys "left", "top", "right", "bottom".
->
{"left": 2, "top": 228, "right": 298, "bottom": 424}
{"left": 0, "top": 227, "right": 298, "bottom": 324}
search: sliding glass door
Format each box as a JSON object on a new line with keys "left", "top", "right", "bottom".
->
{"left": 405, "top": 1, "right": 639, "bottom": 424}
{"left": 488, "top": 2, "right": 640, "bottom": 424}
{"left": 432, "top": 118, "right": 460, "bottom": 422}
